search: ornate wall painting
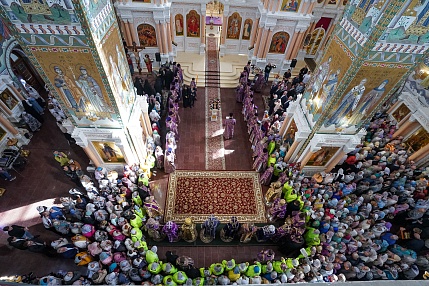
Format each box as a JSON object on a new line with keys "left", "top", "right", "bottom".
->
{"left": 0, "top": 19, "right": 12, "bottom": 74}
{"left": 382, "top": 0, "right": 429, "bottom": 44}
{"left": 137, "top": 24, "right": 157, "bottom": 47}
{"left": 391, "top": 103, "right": 410, "bottom": 123}
{"left": 306, "top": 147, "right": 340, "bottom": 166}
{"left": 0, "top": 88, "right": 18, "bottom": 110}
{"left": 280, "top": 0, "right": 301, "bottom": 12}
{"left": 404, "top": 127, "right": 429, "bottom": 153}
{"left": 31, "top": 47, "right": 118, "bottom": 126}
{"left": 98, "top": 25, "right": 135, "bottom": 121}
{"left": 268, "top": 32, "right": 290, "bottom": 54}
{"left": 79, "top": 0, "right": 115, "bottom": 43}
{"left": 358, "top": 0, "right": 384, "bottom": 36}
{"left": 4, "top": 0, "right": 72, "bottom": 25}
{"left": 186, "top": 10, "right": 200, "bottom": 38}
{"left": 175, "top": 14, "right": 184, "bottom": 36}
{"left": 322, "top": 63, "right": 411, "bottom": 131}
{"left": 349, "top": 0, "right": 378, "bottom": 27}
{"left": 226, "top": 12, "right": 242, "bottom": 39}
{"left": 302, "top": 36, "right": 352, "bottom": 122}
{"left": 242, "top": 19, "right": 252, "bottom": 40}
{"left": 92, "top": 141, "right": 125, "bottom": 163}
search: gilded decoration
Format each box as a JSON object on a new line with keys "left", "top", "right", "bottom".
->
{"left": 226, "top": 12, "right": 242, "bottom": 39}
{"left": 306, "top": 147, "right": 340, "bottom": 166}
{"left": 268, "top": 32, "right": 290, "bottom": 54}
{"left": 165, "top": 171, "right": 266, "bottom": 223}
{"left": 137, "top": 24, "right": 157, "bottom": 47}
{"left": 280, "top": 0, "right": 301, "bottom": 12}
{"left": 404, "top": 127, "right": 429, "bottom": 153}
{"left": 186, "top": 10, "right": 200, "bottom": 38}
{"left": 391, "top": 103, "right": 411, "bottom": 123}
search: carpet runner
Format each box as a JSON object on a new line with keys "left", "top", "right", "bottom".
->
{"left": 164, "top": 170, "right": 266, "bottom": 223}
{"left": 205, "top": 37, "right": 225, "bottom": 170}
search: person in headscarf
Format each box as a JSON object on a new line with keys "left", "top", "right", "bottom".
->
{"left": 22, "top": 100, "right": 44, "bottom": 123}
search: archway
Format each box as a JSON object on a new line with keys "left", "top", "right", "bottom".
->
{"left": 205, "top": 0, "right": 224, "bottom": 46}
{"left": 5, "top": 41, "right": 45, "bottom": 92}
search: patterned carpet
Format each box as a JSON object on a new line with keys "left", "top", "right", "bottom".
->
{"left": 262, "top": 95, "right": 270, "bottom": 111}
{"left": 165, "top": 170, "right": 266, "bottom": 223}
{"left": 205, "top": 37, "right": 225, "bottom": 170}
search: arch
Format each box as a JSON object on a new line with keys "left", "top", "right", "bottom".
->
{"left": 226, "top": 12, "right": 242, "bottom": 39}
{"left": 137, "top": 24, "right": 157, "bottom": 47}
{"left": 186, "top": 10, "right": 200, "bottom": 37}
{"left": 268, "top": 31, "right": 290, "bottom": 54}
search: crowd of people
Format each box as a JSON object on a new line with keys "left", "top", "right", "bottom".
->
{"left": 2, "top": 58, "right": 429, "bottom": 284}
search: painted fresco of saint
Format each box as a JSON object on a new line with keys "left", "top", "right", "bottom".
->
{"left": 324, "top": 78, "right": 367, "bottom": 127}
{"left": 348, "top": 79, "right": 388, "bottom": 126}
{"left": 53, "top": 66, "right": 85, "bottom": 112}
{"left": 77, "top": 66, "right": 111, "bottom": 113}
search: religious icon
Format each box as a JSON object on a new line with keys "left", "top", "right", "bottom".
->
{"left": 92, "top": 141, "right": 125, "bottom": 163}
{"left": 0, "top": 89, "right": 18, "bottom": 110}
{"left": 175, "top": 14, "right": 184, "bottom": 36}
{"left": 306, "top": 147, "right": 340, "bottom": 166}
{"left": 324, "top": 78, "right": 367, "bottom": 128}
{"left": 404, "top": 127, "right": 429, "bottom": 153}
{"left": 227, "top": 12, "right": 242, "bottom": 39}
{"left": 281, "top": 0, "right": 301, "bottom": 12}
{"left": 348, "top": 79, "right": 389, "bottom": 127}
{"left": 242, "top": 19, "right": 252, "bottom": 40}
{"left": 268, "top": 32, "right": 290, "bottom": 54}
{"left": 137, "top": 24, "right": 157, "bottom": 47}
{"left": 77, "top": 66, "right": 112, "bottom": 113}
{"left": 391, "top": 103, "right": 410, "bottom": 123}
{"left": 186, "top": 10, "right": 200, "bottom": 37}
{"left": 53, "top": 65, "right": 86, "bottom": 112}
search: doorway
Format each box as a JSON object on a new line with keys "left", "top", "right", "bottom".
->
{"left": 206, "top": 1, "right": 224, "bottom": 48}
{"left": 9, "top": 47, "right": 45, "bottom": 92}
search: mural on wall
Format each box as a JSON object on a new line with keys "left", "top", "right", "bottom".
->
{"left": 137, "top": 24, "right": 157, "bottom": 47}
{"left": 357, "top": 0, "right": 384, "bottom": 36}
{"left": 382, "top": 0, "right": 429, "bottom": 44}
{"left": 98, "top": 25, "right": 135, "bottom": 120}
{"left": 0, "top": 88, "right": 18, "bottom": 110}
{"left": 242, "top": 19, "right": 252, "bottom": 40}
{"left": 79, "top": 0, "right": 116, "bottom": 44}
{"left": 302, "top": 36, "right": 352, "bottom": 123}
{"left": 405, "top": 127, "right": 429, "bottom": 153}
{"left": 322, "top": 63, "right": 412, "bottom": 131}
{"left": 280, "top": 0, "right": 301, "bottom": 12}
{"left": 92, "top": 141, "right": 125, "bottom": 163}
{"left": 226, "top": 12, "right": 242, "bottom": 39}
{"left": 2, "top": 0, "right": 74, "bottom": 25}
{"left": 268, "top": 32, "right": 289, "bottom": 54}
{"left": 349, "top": 0, "right": 378, "bottom": 27}
{"left": 306, "top": 147, "right": 340, "bottom": 166}
{"left": 175, "top": 14, "right": 184, "bottom": 36}
{"left": 31, "top": 47, "right": 117, "bottom": 124}
{"left": 391, "top": 103, "right": 410, "bottom": 122}
{"left": 0, "top": 19, "right": 12, "bottom": 74}
{"left": 186, "top": 10, "right": 200, "bottom": 37}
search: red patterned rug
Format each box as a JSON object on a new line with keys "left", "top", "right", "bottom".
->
{"left": 165, "top": 170, "right": 266, "bottom": 223}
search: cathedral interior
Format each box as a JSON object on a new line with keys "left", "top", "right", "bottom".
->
{"left": 0, "top": 0, "right": 429, "bottom": 284}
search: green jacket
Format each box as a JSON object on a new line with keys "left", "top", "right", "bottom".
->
{"left": 304, "top": 227, "right": 320, "bottom": 246}
{"left": 130, "top": 216, "right": 143, "bottom": 229}
{"left": 148, "top": 262, "right": 162, "bottom": 274}
{"left": 193, "top": 277, "right": 204, "bottom": 286}
{"left": 146, "top": 249, "right": 159, "bottom": 264}
{"left": 245, "top": 262, "right": 261, "bottom": 278}
{"left": 163, "top": 263, "right": 178, "bottom": 275}
{"left": 222, "top": 259, "right": 236, "bottom": 271}
{"left": 199, "top": 268, "right": 211, "bottom": 277}
{"left": 210, "top": 263, "right": 224, "bottom": 276}
{"left": 273, "top": 259, "right": 287, "bottom": 274}
{"left": 163, "top": 275, "right": 176, "bottom": 286}
{"left": 131, "top": 228, "right": 143, "bottom": 243}
{"left": 172, "top": 271, "right": 188, "bottom": 284}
